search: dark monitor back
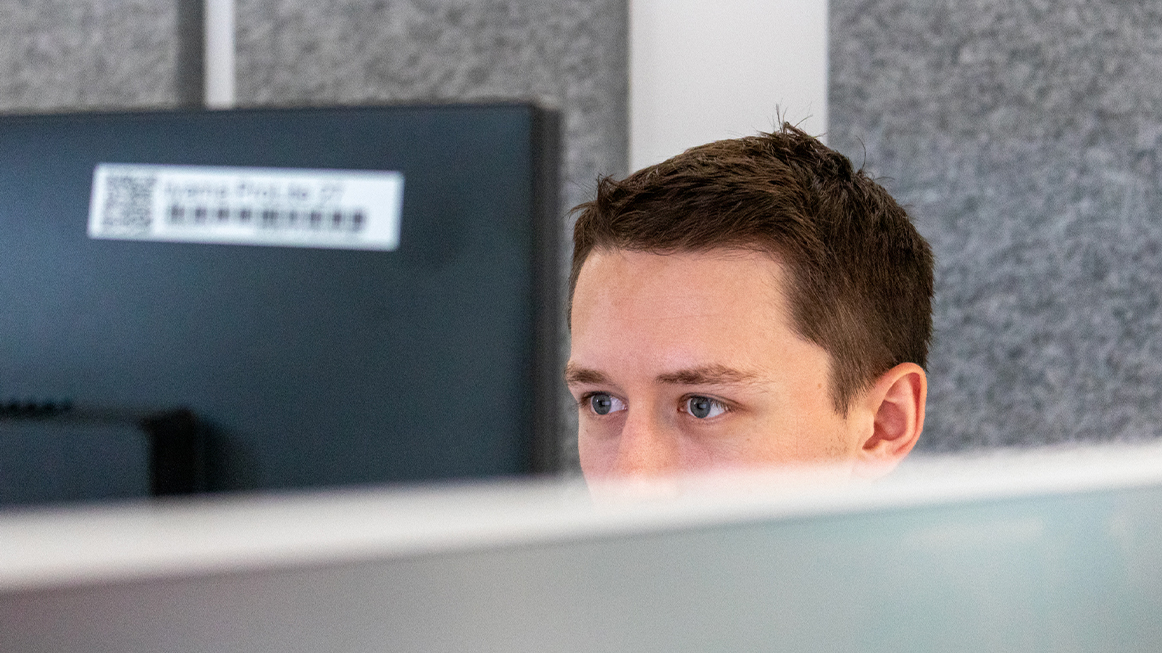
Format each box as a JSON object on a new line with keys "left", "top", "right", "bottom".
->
{"left": 0, "top": 104, "right": 561, "bottom": 495}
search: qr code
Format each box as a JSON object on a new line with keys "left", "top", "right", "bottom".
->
{"left": 101, "top": 174, "right": 157, "bottom": 232}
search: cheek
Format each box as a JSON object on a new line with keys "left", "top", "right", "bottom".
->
{"left": 703, "top": 405, "right": 853, "bottom": 467}
{"left": 577, "top": 428, "right": 612, "bottom": 476}
{"left": 771, "top": 371, "right": 857, "bottom": 458}
{"left": 779, "top": 408, "right": 858, "bottom": 462}
{"left": 678, "top": 424, "right": 778, "bottom": 469}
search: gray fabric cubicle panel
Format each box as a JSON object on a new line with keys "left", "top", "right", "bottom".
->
{"left": 830, "top": 0, "right": 1162, "bottom": 450}
{"left": 0, "top": 0, "right": 185, "bottom": 111}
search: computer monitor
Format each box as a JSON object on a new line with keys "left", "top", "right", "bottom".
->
{"left": 2, "top": 444, "right": 1161, "bottom": 652}
{"left": 0, "top": 103, "right": 561, "bottom": 498}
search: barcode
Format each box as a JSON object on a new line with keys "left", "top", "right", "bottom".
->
{"left": 166, "top": 204, "right": 367, "bottom": 232}
{"left": 101, "top": 174, "right": 158, "bottom": 232}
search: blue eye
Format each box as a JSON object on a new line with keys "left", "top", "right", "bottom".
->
{"left": 589, "top": 393, "right": 626, "bottom": 416}
{"left": 685, "top": 396, "right": 726, "bottom": 419}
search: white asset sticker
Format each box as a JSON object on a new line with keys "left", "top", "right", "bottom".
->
{"left": 88, "top": 163, "right": 404, "bottom": 251}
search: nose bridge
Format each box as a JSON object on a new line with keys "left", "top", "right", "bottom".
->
{"left": 612, "top": 403, "right": 677, "bottom": 477}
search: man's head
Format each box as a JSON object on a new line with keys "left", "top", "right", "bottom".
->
{"left": 566, "top": 124, "right": 934, "bottom": 482}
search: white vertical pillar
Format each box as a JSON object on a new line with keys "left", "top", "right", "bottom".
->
{"left": 628, "top": 0, "right": 829, "bottom": 171}
{"left": 204, "top": 0, "right": 236, "bottom": 109}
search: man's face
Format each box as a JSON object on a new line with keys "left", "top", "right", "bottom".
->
{"left": 567, "top": 247, "right": 869, "bottom": 481}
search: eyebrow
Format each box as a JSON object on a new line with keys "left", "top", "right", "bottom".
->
{"left": 564, "top": 363, "right": 607, "bottom": 385}
{"left": 564, "top": 362, "right": 758, "bottom": 386}
{"left": 655, "top": 364, "right": 760, "bottom": 386}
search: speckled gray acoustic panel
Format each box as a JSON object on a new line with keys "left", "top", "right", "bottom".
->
{"left": 830, "top": 0, "right": 1162, "bottom": 451}
{"left": 236, "top": 0, "right": 627, "bottom": 469}
{"left": 0, "top": 0, "right": 181, "bottom": 112}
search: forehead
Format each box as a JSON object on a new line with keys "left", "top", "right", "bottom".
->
{"left": 569, "top": 248, "right": 809, "bottom": 376}
{"left": 573, "top": 247, "right": 786, "bottom": 317}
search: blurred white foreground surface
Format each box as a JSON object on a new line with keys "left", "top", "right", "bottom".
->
{"left": 4, "top": 441, "right": 1162, "bottom": 652}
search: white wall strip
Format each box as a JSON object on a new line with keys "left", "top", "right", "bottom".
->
{"left": 204, "top": 0, "right": 236, "bottom": 109}
{"left": 628, "top": 0, "right": 829, "bottom": 171}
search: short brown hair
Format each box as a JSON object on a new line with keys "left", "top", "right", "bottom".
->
{"left": 568, "top": 124, "right": 934, "bottom": 414}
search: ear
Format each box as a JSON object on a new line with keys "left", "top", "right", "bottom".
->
{"left": 851, "top": 362, "right": 927, "bottom": 479}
